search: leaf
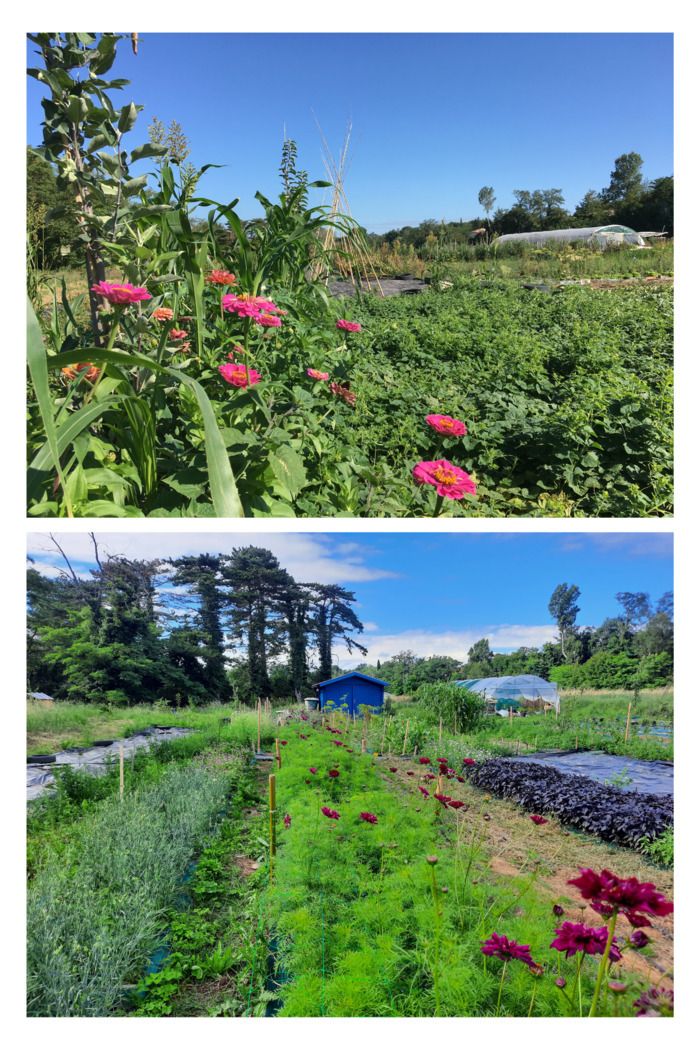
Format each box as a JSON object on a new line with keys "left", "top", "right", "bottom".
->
{"left": 130, "top": 142, "right": 168, "bottom": 164}
{"left": 48, "top": 348, "right": 244, "bottom": 517}
{"left": 117, "top": 101, "right": 140, "bottom": 133}
{"left": 26, "top": 299, "right": 71, "bottom": 514}
{"left": 269, "top": 446, "right": 307, "bottom": 502}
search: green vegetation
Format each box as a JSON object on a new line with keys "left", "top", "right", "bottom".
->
{"left": 26, "top": 34, "right": 673, "bottom": 518}
{"left": 640, "top": 827, "right": 674, "bottom": 868}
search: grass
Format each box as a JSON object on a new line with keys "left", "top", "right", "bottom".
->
{"left": 26, "top": 711, "right": 674, "bottom": 1017}
{"left": 26, "top": 700, "right": 274, "bottom": 754}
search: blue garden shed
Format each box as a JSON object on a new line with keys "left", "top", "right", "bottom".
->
{"left": 317, "top": 672, "right": 388, "bottom": 716}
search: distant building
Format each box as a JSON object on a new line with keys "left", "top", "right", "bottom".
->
{"left": 29, "top": 691, "right": 54, "bottom": 702}
{"left": 317, "top": 672, "right": 387, "bottom": 717}
{"left": 496, "top": 225, "right": 645, "bottom": 248}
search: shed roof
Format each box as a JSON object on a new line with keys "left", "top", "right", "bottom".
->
{"left": 317, "top": 672, "right": 389, "bottom": 688}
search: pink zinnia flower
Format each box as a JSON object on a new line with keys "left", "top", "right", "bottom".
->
{"left": 283, "top": 813, "right": 291, "bottom": 828}
{"left": 307, "top": 369, "right": 330, "bottom": 381}
{"left": 413, "top": 460, "right": 477, "bottom": 499}
{"left": 207, "top": 269, "right": 237, "bottom": 286}
{"left": 529, "top": 814, "right": 548, "bottom": 825}
{"left": 256, "top": 312, "right": 282, "bottom": 328}
{"left": 359, "top": 812, "right": 378, "bottom": 824}
{"left": 336, "top": 318, "right": 362, "bottom": 333}
{"left": 221, "top": 293, "right": 281, "bottom": 319}
{"left": 550, "top": 922, "right": 622, "bottom": 961}
{"left": 169, "top": 328, "right": 188, "bottom": 341}
{"left": 152, "top": 306, "right": 174, "bottom": 322}
{"left": 321, "top": 806, "right": 340, "bottom": 820}
{"left": 425, "top": 414, "right": 467, "bottom": 437}
{"left": 91, "top": 281, "right": 151, "bottom": 305}
{"left": 481, "top": 933, "right": 537, "bottom": 968}
{"left": 218, "top": 363, "right": 262, "bottom": 389}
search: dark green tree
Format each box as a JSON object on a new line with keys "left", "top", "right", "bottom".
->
{"left": 548, "top": 582, "right": 581, "bottom": 657}
{"left": 307, "top": 583, "right": 366, "bottom": 682}
{"left": 170, "top": 554, "right": 231, "bottom": 703}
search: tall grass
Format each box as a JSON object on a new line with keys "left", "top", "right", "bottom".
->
{"left": 27, "top": 763, "right": 231, "bottom": 1016}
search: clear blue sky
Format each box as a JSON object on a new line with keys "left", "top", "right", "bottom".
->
{"left": 26, "top": 33, "right": 673, "bottom": 232}
{"left": 27, "top": 532, "right": 673, "bottom": 665}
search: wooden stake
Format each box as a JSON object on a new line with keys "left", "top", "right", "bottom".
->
{"left": 275, "top": 737, "right": 282, "bottom": 769}
{"left": 361, "top": 734, "right": 367, "bottom": 754}
{"left": 257, "top": 699, "right": 262, "bottom": 753}
{"left": 269, "top": 774, "right": 276, "bottom": 880}
{"left": 402, "top": 719, "right": 410, "bottom": 755}
{"left": 380, "top": 718, "right": 387, "bottom": 754}
{"left": 624, "top": 702, "right": 632, "bottom": 743}
{"left": 119, "top": 743, "right": 124, "bottom": 800}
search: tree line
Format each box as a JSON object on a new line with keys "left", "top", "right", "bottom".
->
{"left": 368, "top": 152, "right": 673, "bottom": 251}
{"left": 27, "top": 542, "right": 366, "bottom": 705}
{"left": 354, "top": 584, "right": 673, "bottom": 694}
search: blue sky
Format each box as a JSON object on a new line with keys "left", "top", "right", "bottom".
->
{"left": 26, "top": 33, "right": 673, "bottom": 232}
{"left": 27, "top": 532, "right": 673, "bottom": 665}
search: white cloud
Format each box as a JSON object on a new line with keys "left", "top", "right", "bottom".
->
{"left": 363, "top": 622, "right": 380, "bottom": 632}
{"left": 337, "top": 624, "right": 557, "bottom": 667}
{"left": 26, "top": 532, "right": 397, "bottom": 585}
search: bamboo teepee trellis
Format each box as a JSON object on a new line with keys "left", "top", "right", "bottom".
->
{"left": 314, "top": 117, "right": 385, "bottom": 296}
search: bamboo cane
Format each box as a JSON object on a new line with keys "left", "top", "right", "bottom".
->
{"left": 275, "top": 737, "right": 282, "bottom": 769}
{"left": 119, "top": 743, "right": 124, "bottom": 800}
{"left": 624, "top": 702, "right": 632, "bottom": 743}
{"left": 269, "top": 774, "right": 276, "bottom": 881}
{"left": 257, "top": 699, "right": 262, "bottom": 753}
{"left": 381, "top": 717, "right": 387, "bottom": 754}
{"left": 402, "top": 719, "right": 410, "bottom": 755}
{"left": 439, "top": 717, "right": 443, "bottom": 744}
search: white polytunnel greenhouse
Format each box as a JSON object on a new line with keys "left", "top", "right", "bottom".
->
{"left": 454, "top": 674, "right": 560, "bottom": 713}
{"left": 496, "top": 225, "right": 646, "bottom": 248}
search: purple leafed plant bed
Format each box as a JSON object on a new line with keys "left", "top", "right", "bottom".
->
{"left": 465, "top": 759, "right": 672, "bottom": 849}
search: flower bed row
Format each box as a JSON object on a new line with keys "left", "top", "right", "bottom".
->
{"left": 464, "top": 759, "right": 673, "bottom": 849}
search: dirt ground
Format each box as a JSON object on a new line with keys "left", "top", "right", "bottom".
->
{"left": 381, "top": 754, "right": 673, "bottom": 986}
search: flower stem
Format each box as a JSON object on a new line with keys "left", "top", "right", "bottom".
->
{"left": 588, "top": 911, "right": 618, "bottom": 1017}
{"left": 433, "top": 493, "right": 444, "bottom": 517}
{"left": 527, "top": 978, "right": 538, "bottom": 1017}
{"left": 496, "top": 960, "right": 508, "bottom": 1015}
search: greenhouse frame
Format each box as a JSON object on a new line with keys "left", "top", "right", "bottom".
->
{"left": 454, "top": 674, "right": 560, "bottom": 713}
{"left": 496, "top": 225, "right": 645, "bottom": 248}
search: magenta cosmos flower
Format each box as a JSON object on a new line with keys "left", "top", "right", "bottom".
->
{"left": 91, "top": 281, "right": 152, "bottom": 305}
{"left": 359, "top": 811, "right": 378, "bottom": 824}
{"left": 218, "top": 363, "right": 262, "bottom": 389}
{"left": 419, "top": 786, "right": 430, "bottom": 798}
{"left": 283, "top": 813, "right": 292, "bottom": 828}
{"left": 389, "top": 767, "right": 398, "bottom": 773}
{"left": 568, "top": 868, "right": 673, "bottom": 927}
{"left": 307, "top": 368, "right": 330, "bottom": 381}
{"left": 309, "top": 767, "right": 318, "bottom": 774}
{"left": 425, "top": 414, "right": 467, "bottom": 437}
{"left": 529, "top": 814, "right": 548, "bottom": 825}
{"left": 463, "top": 758, "right": 476, "bottom": 766}
{"left": 328, "top": 769, "right": 340, "bottom": 778}
{"left": 418, "top": 756, "right": 432, "bottom": 765}
{"left": 336, "top": 318, "right": 362, "bottom": 333}
{"left": 481, "top": 933, "right": 537, "bottom": 968}
{"left": 413, "top": 460, "right": 476, "bottom": 499}
{"left": 550, "top": 922, "right": 622, "bottom": 962}
{"left": 321, "top": 806, "right": 340, "bottom": 820}
{"left": 634, "top": 987, "right": 674, "bottom": 1018}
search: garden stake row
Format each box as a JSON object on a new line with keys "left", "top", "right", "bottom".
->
{"left": 119, "top": 743, "right": 124, "bottom": 801}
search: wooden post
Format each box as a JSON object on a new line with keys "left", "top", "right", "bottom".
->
{"left": 119, "top": 743, "right": 124, "bottom": 800}
{"left": 381, "top": 717, "right": 387, "bottom": 754}
{"left": 268, "top": 774, "right": 276, "bottom": 880}
{"left": 275, "top": 737, "right": 282, "bottom": 769}
{"left": 624, "top": 702, "right": 632, "bottom": 743}
{"left": 402, "top": 719, "right": 410, "bottom": 755}
{"left": 438, "top": 774, "right": 444, "bottom": 795}
{"left": 361, "top": 734, "right": 367, "bottom": 754}
{"left": 257, "top": 699, "right": 262, "bottom": 754}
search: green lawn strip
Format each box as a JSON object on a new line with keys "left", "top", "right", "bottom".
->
{"left": 261, "top": 722, "right": 642, "bottom": 1017}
